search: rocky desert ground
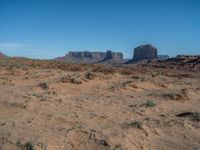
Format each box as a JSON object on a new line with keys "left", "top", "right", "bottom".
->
{"left": 0, "top": 58, "right": 200, "bottom": 150}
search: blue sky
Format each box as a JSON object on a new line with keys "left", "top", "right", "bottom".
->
{"left": 0, "top": 0, "right": 200, "bottom": 59}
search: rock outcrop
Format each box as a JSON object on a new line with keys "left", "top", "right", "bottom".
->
{"left": 0, "top": 52, "right": 6, "bottom": 58}
{"left": 98, "top": 50, "right": 123, "bottom": 63}
{"left": 55, "top": 50, "right": 124, "bottom": 63}
{"left": 55, "top": 51, "right": 104, "bottom": 63}
{"left": 166, "top": 55, "right": 200, "bottom": 70}
{"left": 137, "top": 55, "right": 200, "bottom": 71}
{"left": 133, "top": 44, "right": 158, "bottom": 61}
{"left": 125, "top": 44, "right": 158, "bottom": 63}
{"left": 68, "top": 51, "right": 106, "bottom": 60}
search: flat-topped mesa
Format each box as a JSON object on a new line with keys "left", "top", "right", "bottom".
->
{"left": 102, "top": 50, "right": 123, "bottom": 61}
{"left": 55, "top": 50, "right": 124, "bottom": 63}
{"left": 67, "top": 51, "right": 106, "bottom": 60}
{"left": 133, "top": 44, "right": 158, "bottom": 61}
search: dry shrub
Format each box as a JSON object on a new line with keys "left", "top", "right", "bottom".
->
{"left": 38, "top": 82, "right": 49, "bottom": 89}
{"left": 92, "top": 66, "right": 116, "bottom": 74}
{"left": 85, "top": 71, "right": 96, "bottom": 80}
{"left": 165, "top": 73, "right": 193, "bottom": 78}
{"left": 122, "top": 120, "right": 142, "bottom": 129}
{"left": 119, "top": 69, "right": 134, "bottom": 75}
{"left": 176, "top": 112, "right": 200, "bottom": 121}
{"left": 163, "top": 89, "right": 190, "bottom": 101}
{"left": 60, "top": 75, "right": 82, "bottom": 84}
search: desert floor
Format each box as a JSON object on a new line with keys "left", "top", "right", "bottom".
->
{"left": 0, "top": 59, "right": 200, "bottom": 150}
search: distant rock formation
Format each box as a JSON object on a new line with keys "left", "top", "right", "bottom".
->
{"left": 0, "top": 52, "right": 6, "bottom": 58}
{"left": 133, "top": 44, "right": 158, "bottom": 61}
{"left": 55, "top": 51, "right": 104, "bottom": 63}
{"left": 158, "top": 55, "right": 170, "bottom": 60}
{"left": 139, "top": 55, "right": 200, "bottom": 71}
{"left": 167, "top": 55, "right": 200, "bottom": 70}
{"left": 55, "top": 50, "right": 124, "bottom": 63}
{"left": 98, "top": 50, "right": 123, "bottom": 63}
{"left": 68, "top": 51, "right": 106, "bottom": 60}
{"left": 125, "top": 44, "right": 158, "bottom": 63}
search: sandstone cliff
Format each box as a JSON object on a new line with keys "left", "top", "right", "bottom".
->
{"left": 125, "top": 44, "right": 158, "bottom": 63}
{"left": 98, "top": 50, "right": 124, "bottom": 63}
{"left": 55, "top": 50, "right": 124, "bottom": 63}
{"left": 133, "top": 44, "right": 158, "bottom": 61}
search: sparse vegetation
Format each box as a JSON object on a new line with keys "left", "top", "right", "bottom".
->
{"left": 16, "top": 141, "right": 48, "bottom": 150}
{"left": 162, "top": 90, "right": 189, "bottom": 101}
{"left": 113, "top": 144, "right": 123, "bottom": 150}
{"left": 122, "top": 120, "right": 142, "bottom": 129}
{"left": 176, "top": 112, "right": 200, "bottom": 121}
{"left": 38, "top": 82, "right": 49, "bottom": 89}
{"left": 60, "top": 74, "right": 82, "bottom": 84}
{"left": 70, "top": 77, "right": 82, "bottom": 84}
{"left": 192, "top": 113, "right": 200, "bottom": 121}
{"left": 131, "top": 75, "right": 140, "bottom": 79}
{"left": 1, "top": 58, "right": 200, "bottom": 149}
{"left": 16, "top": 141, "right": 35, "bottom": 150}
{"left": 89, "top": 133, "right": 110, "bottom": 148}
{"left": 140, "top": 77, "right": 145, "bottom": 82}
{"left": 119, "top": 69, "right": 133, "bottom": 75}
{"left": 145, "top": 100, "right": 156, "bottom": 107}
{"left": 24, "top": 142, "right": 35, "bottom": 150}
{"left": 8, "top": 63, "right": 23, "bottom": 69}
{"left": 85, "top": 71, "right": 96, "bottom": 80}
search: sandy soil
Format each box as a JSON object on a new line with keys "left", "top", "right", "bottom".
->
{"left": 0, "top": 59, "right": 200, "bottom": 150}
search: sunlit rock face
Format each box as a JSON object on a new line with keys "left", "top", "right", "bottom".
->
{"left": 100, "top": 50, "right": 123, "bottom": 61}
{"left": 54, "top": 50, "right": 124, "bottom": 63}
{"left": 133, "top": 44, "right": 158, "bottom": 61}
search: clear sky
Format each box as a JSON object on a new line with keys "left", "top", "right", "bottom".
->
{"left": 0, "top": 0, "right": 200, "bottom": 59}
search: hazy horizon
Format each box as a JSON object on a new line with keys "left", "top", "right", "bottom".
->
{"left": 0, "top": 0, "right": 200, "bottom": 59}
